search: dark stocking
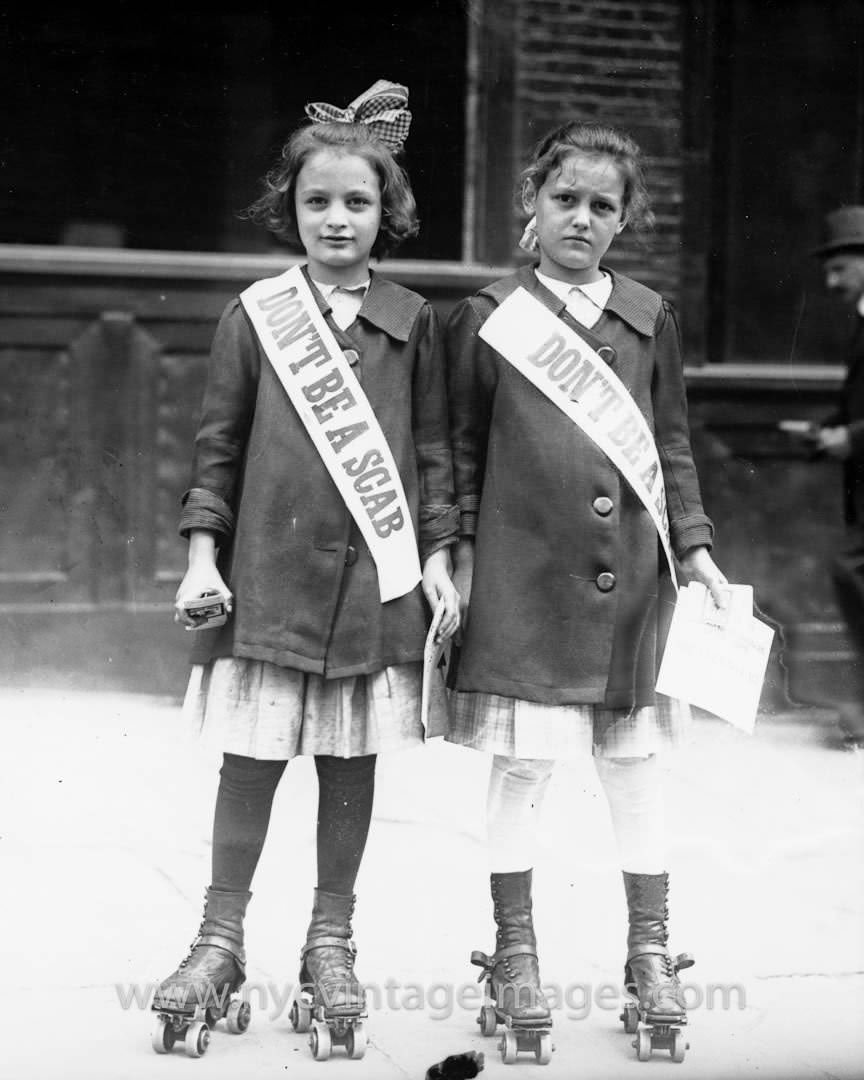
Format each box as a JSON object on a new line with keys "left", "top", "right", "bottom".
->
{"left": 210, "top": 752, "right": 286, "bottom": 892}
{"left": 314, "top": 754, "right": 377, "bottom": 895}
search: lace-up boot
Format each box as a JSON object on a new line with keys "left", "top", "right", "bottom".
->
{"left": 153, "top": 888, "right": 250, "bottom": 1016}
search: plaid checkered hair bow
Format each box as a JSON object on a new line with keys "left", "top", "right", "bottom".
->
{"left": 304, "top": 80, "right": 412, "bottom": 152}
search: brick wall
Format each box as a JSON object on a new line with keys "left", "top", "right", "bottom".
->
{"left": 512, "top": 0, "right": 684, "bottom": 300}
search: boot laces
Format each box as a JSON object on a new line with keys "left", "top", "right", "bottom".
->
{"left": 178, "top": 907, "right": 209, "bottom": 970}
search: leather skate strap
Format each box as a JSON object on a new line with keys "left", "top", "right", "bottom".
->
{"left": 302, "top": 935, "right": 356, "bottom": 959}
{"left": 197, "top": 933, "right": 246, "bottom": 969}
{"left": 471, "top": 942, "right": 539, "bottom": 983}
{"left": 626, "top": 942, "right": 671, "bottom": 963}
{"left": 495, "top": 943, "right": 539, "bottom": 961}
{"left": 471, "top": 943, "right": 538, "bottom": 969}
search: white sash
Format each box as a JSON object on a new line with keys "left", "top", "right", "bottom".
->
{"left": 240, "top": 267, "right": 421, "bottom": 602}
{"left": 479, "top": 286, "right": 677, "bottom": 585}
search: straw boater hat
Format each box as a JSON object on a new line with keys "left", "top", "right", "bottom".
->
{"left": 813, "top": 206, "right": 864, "bottom": 257}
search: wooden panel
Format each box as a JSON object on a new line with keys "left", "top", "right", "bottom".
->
{"left": 0, "top": 317, "right": 91, "bottom": 348}
{"left": 122, "top": 319, "right": 163, "bottom": 601}
{"left": 0, "top": 282, "right": 229, "bottom": 321}
{"left": 65, "top": 315, "right": 134, "bottom": 603}
{"left": 0, "top": 316, "right": 215, "bottom": 354}
{"left": 155, "top": 352, "right": 209, "bottom": 584}
{"left": 0, "top": 346, "right": 83, "bottom": 600}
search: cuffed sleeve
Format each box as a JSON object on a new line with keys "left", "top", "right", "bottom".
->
{"left": 671, "top": 517, "right": 715, "bottom": 557}
{"left": 458, "top": 505, "right": 480, "bottom": 539}
{"left": 419, "top": 503, "right": 460, "bottom": 560}
{"left": 179, "top": 487, "right": 236, "bottom": 539}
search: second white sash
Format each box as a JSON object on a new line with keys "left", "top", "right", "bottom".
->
{"left": 479, "top": 286, "right": 676, "bottom": 585}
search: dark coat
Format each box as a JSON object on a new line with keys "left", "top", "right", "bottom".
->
{"left": 829, "top": 315, "right": 864, "bottom": 526}
{"left": 446, "top": 265, "right": 714, "bottom": 708}
{"left": 179, "top": 268, "right": 457, "bottom": 678}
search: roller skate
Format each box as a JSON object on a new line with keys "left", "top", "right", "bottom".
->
{"left": 618, "top": 872, "right": 693, "bottom": 1063}
{"left": 151, "top": 888, "right": 252, "bottom": 1057}
{"left": 289, "top": 889, "right": 368, "bottom": 1060}
{"left": 471, "top": 870, "right": 553, "bottom": 1065}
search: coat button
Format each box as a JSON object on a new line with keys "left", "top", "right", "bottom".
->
{"left": 343, "top": 349, "right": 359, "bottom": 366}
{"left": 597, "top": 346, "right": 615, "bottom": 366}
{"left": 345, "top": 545, "right": 358, "bottom": 566}
{"left": 596, "top": 571, "right": 616, "bottom": 592}
{"left": 593, "top": 496, "right": 613, "bottom": 516}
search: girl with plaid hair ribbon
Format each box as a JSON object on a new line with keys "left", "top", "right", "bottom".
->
{"left": 151, "top": 80, "right": 459, "bottom": 1060}
{"left": 445, "top": 120, "right": 727, "bottom": 1064}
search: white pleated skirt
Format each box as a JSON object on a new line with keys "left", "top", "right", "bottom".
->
{"left": 447, "top": 690, "right": 692, "bottom": 760}
{"left": 182, "top": 656, "right": 448, "bottom": 760}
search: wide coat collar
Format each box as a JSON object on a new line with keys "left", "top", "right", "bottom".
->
{"left": 479, "top": 263, "right": 662, "bottom": 338}
{"left": 301, "top": 264, "right": 424, "bottom": 343}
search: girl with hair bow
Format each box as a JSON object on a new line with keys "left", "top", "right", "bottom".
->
{"left": 151, "top": 80, "right": 460, "bottom": 1061}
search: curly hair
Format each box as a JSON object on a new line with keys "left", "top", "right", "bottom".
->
{"left": 520, "top": 121, "right": 654, "bottom": 233}
{"left": 243, "top": 122, "right": 419, "bottom": 258}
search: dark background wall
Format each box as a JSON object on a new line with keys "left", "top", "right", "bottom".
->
{"left": 0, "top": 5, "right": 467, "bottom": 259}
{"left": 2, "top": 0, "right": 864, "bottom": 706}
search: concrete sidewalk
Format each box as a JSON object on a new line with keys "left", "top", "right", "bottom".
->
{"left": 1, "top": 688, "right": 862, "bottom": 1079}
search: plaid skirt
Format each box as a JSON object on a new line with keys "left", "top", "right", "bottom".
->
{"left": 447, "top": 691, "right": 692, "bottom": 760}
{"left": 182, "top": 656, "right": 448, "bottom": 760}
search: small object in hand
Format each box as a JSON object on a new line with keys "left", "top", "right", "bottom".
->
{"left": 778, "top": 420, "right": 823, "bottom": 460}
{"left": 183, "top": 594, "right": 228, "bottom": 629}
{"left": 425, "top": 1050, "right": 484, "bottom": 1080}
{"left": 778, "top": 419, "right": 819, "bottom": 440}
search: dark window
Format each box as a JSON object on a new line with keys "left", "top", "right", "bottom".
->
{"left": 0, "top": 5, "right": 467, "bottom": 259}
{"left": 707, "top": 0, "right": 864, "bottom": 363}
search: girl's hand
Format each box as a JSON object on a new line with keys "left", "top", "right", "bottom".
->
{"left": 451, "top": 539, "right": 474, "bottom": 636}
{"left": 678, "top": 546, "right": 728, "bottom": 609}
{"left": 422, "top": 548, "right": 460, "bottom": 642}
{"left": 174, "top": 531, "right": 233, "bottom": 629}
{"left": 174, "top": 567, "right": 233, "bottom": 629}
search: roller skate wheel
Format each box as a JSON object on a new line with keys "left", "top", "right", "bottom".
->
{"left": 634, "top": 1026, "right": 652, "bottom": 1062}
{"left": 310, "top": 1022, "right": 332, "bottom": 1061}
{"left": 226, "top": 999, "right": 251, "bottom": 1034}
{"left": 290, "top": 998, "right": 312, "bottom": 1033}
{"left": 535, "top": 1030, "right": 553, "bottom": 1065}
{"left": 185, "top": 1020, "right": 210, "bottom": 1058}
{"left": 205, "top": 1006, "right": 221, "bottom": 1028}
{"left": 479, "top": 1004, "right": 498, "bottom": 1037}
{"left": 345, "top": 1021, "right": 367, "bottom": 1060}
{"left": 151, "top": 1016, "right": 176, "bottom": 1054}
{"left": 500, "top": 1028, "right": 519, "bottom": 1065}
{"left": 621, "top": 1002, "right": 639, "bottom": 1034}
{"left": 670, "top": 1028, "right": 687, "bottom": 1063}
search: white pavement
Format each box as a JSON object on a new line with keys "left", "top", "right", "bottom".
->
{"left": 1, "top": 688, "right": 863, "bottom": 1080}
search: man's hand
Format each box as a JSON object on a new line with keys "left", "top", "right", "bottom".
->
{"left": 816, "top": 425, "right": 852, "bottom": 459}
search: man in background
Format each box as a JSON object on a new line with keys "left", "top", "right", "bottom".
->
{"left": 813, "top": 206, "right": 864, "bottom": 747}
